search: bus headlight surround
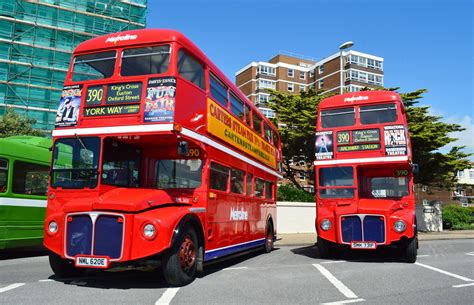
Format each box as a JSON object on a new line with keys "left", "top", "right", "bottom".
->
{"left": 394, "top": 220, "right": 406, "bottom": 233}
{"left": 320, "top": 219, "right": 331, "bottom": 231}
{"left": 48, "top": 221, "right": 58, "bottom": 234}
{"left": 143, "top": 223, "right": 157, "bottom": 239}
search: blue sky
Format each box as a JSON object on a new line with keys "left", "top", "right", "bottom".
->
{"left": 148, "top": 0, "right": 473, "bottom": 157}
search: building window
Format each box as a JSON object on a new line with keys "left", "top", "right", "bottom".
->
{"left": 287, "top": 83, "right": 294, "bottom": 92}
{"left": 469, "top": 170, "right": 474, "bottom": 179}
{"left": 259, "top": 107, "right": 276, "bottom": 119}
{"left": 257, "top": 94, "right": 270, "bottom": 104}
{"left": 457, "top": 170, "right": 464, "bottom": 178}
{"left": 258, "top": 65, "right": 276, "bottom": 76}
{"left": 300, "top": 85, "right": 305, "bottom": 92}
{"left": 298, "top": 173, "right": 306, "bottom": 181}
{"left": 299, "top": 71, "right": 306, "bottom": 80}
{"left": 346, "top": 70, "right": 383, "bottom": 85}
{"left": 287, "top": 69, "right": 294, "bottom": 78}
{"left": 257, "top": 79, "right": 276, "bottom": 90}
{"left": 318, "top": 65, "right": 324, "bottom": 74}
{"left": 318, "top": 80, "right": 324, "bottom": 89}
{"left": 310, "top": 70, "right": 315, "bottom": 78}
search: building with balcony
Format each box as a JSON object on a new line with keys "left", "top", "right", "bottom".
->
{"left": 235, "top": 50, "right": 384, "bottom": 118}
{"left": 0, "top": 0, "right": 147, "bottom": 131}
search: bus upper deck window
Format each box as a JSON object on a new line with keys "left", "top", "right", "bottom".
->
{"left": 210, "top": 73, "right": 228, "bottom": 107}
{"left": 229, "top": 93, "right": 245, "bottom": 121}
{"left": 360, "top": 103, "right": 397, "bottom": 125}
{"left": 121, "top": 45, "right": 171, "bottom": 76}
{"left": 320, "top": 107, "right": 355, "bottom": 128}
{"left": 72, "top": 51, "right": 116, "bottom": 82}
{"left": 177, "top": 49, "right": 205, "bottom": 89}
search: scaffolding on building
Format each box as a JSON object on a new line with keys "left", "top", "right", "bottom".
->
{"left": 0, "top": 0, "right": 147, "bottom": 131}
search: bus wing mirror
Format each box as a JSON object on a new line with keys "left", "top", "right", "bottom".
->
{"left": 178, "top": 141, "right": 189, "bottom": 156}
{"left": 412, "top": 163, "right": 419, "bottom": 174}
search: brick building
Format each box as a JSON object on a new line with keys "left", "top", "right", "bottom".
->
{"left": 235, "top": 50, "right": 384, "bottom": 119}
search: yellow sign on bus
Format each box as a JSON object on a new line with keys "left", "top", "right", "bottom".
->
{"left": 207, "top": 98, "right": 277, "bottom": 169}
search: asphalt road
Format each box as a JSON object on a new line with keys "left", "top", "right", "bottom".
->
{"left": 0, "top": 239, "right": 473, "bottom": 305}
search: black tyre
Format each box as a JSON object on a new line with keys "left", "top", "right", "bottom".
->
{"left": 264, "top": 223, "right": 274, "bottom": 253}
{"left": 48, "top": 252, "right": 85, "bottom": 278}
{"left": 318, "top": 236, "right": 331, "bottom": 259}
{"left": 404, "top": 236, "right": 417, "bottom": 263}
{"left": 162, "top": 225, "right": 198, "bottom": 286}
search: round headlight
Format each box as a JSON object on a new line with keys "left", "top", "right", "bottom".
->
{"left": 320, "top": 219, "right": 331, "bottom": 231}
{"left": 48, "top": 221, "right": 58, "bottom": 234}
{"left": 143, "top": 223, "right": 156, "bottom": 238}
{"left": 394, "top": 220, "right": 406, "bottom": 233}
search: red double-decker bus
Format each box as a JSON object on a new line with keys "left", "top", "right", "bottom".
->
{"left": 314, "top": 91, "right": 417, "bottom": 262}
{"left": 44, "top": 29, "right": 281, "bottom": 285}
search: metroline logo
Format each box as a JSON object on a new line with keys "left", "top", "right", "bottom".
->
{"left": 105, "top": 34, "right": 138, "bottom": 44}
{"left": 344, "top": 95, "right": 369, "bottom": 102}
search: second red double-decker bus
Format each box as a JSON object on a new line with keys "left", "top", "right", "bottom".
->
{"left": 44, "top": 29, "right": 282, "bottom": 286}
{"left": 314, "top": 91, "right": 417, "bottom": 262}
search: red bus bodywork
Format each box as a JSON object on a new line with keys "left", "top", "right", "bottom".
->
{"left": 314, "top": 91, "right": 417, "bottom": 261}
{"left": 44, "top": 29, "right": 281, "bottom": 284}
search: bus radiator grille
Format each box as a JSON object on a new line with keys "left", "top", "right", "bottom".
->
{"left": 66, "top": 214, "right": 124, "bottom": 259}
{"left": 341, "top": 215, "right": 385, "bottom": 243}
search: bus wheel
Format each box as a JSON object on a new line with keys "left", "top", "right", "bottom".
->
{"left": 264, "top": 223, "right": 274, "bottom": 253}
{"left": 48, "top": 252, "right": 85, "bottom": 278}
{"left": 162, "top": 225, "right": 198, "bottom": 286}
{"left": 404, "top": 236, "right": 417, "bottom": 263}
{"left": 318, "top": 237, "right": 331, "bottom": 259}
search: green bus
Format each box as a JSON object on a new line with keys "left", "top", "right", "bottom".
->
{"left": 0, "top": 136, "right": 51, "bottom": 250}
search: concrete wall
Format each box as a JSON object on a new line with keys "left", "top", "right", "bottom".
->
{"left": 277, "top": 201, "right": 316, "bottom": 233}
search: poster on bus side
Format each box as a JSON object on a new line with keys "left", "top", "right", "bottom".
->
{"left": 144, "top": 77, "right": 176, "bottom": 123}
{"left": 384, "top": 125, "right": 407, "bottom": 156}
{"left": 315, "top": 131, "right": 334, "bottom": 160}
{"left": 55, "top": 84, "right": 82, "bottom": 128}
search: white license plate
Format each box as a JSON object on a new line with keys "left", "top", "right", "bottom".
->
{"left": 75, "top": 256, "right": 109, "bottom": 268}
{"left": 351, "top": 241, "right": 377, "bottom": 249}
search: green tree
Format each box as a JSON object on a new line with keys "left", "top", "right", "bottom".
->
{"left": 398, "top": 89, "right": 471, "bottom": 187}
{"left": 268, "top": 88, "right": 471, "bottom": 189}
{"left": 267, "top": 88, "right": 329, "bottom": 188}
{"left": 0, "top": 108, "right": 45, "bottom": 138}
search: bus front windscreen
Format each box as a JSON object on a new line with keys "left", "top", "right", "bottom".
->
{"left": 369, "top": 177, "right": 409, "bottom": 198}
{"left": 320, "top": 107, "right": 355, "bottom": 128}
{"left": 318, "top": 166, "right": 354, "bottom": 198}
{"left": 51, "top": 137, "right": 100, "bottom": 188}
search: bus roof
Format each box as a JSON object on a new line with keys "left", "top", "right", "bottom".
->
{"left": 74, "top": 29, "right": 278, "bottom": 132}
{"left": 319, "top": 91, "right": 403, "bottom": 110}
{"left": 0, "top": 136, "right": 51, "bottom": 163}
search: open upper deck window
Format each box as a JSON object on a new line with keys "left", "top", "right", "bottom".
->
{"left": 121, "top": 45, "right": 171, "bottom": 76}
{"left": 360, "top": 103, "right": 397, "bottom": 125}
{"left": 72, "top": 51, "right": 116, "bottom": 82}
{"left": 320, "top": 107, "right": 355, "bottom": 128}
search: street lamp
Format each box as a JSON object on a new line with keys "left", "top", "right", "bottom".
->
{"left": 339, "top": 41, "right": 354, "bottom": 94}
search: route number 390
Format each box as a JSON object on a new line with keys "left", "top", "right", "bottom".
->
{"left": 86, "top": 87, "right": 104, "bottom": 104}
{"left": 186, "top": 148, "right": 200, "bottom": 157}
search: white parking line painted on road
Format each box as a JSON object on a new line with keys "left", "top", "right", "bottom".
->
{"left": 466, "top": 252, "right": 474, "bottom": 256}
{"left": 321, "top": 260, "right": 347, "bottom": 264}
{"left": 416, "top": 255, "right": 430, "bottom": 257}
{"left": 321, "top": 298, "right": 365, "bottom": 305}
{"left": 38, "top": 279, "right": 54, "bottom": 282}
{"left": 415, "top": 262, "right": 474, "bottom": 282}
{"left": 0, "top": 283, "right": 25, "bottom": 294}
{"left": 313, "top": 264, "right": 358, "bottom": 299}
{"left": 453, "top": 283, "right": 474, "bottom": 288}
{"left": 223, "top": 267, "right": 248, "bottom": 270}
{"left": 155, "top": 288, "right": 180, "bottom": 305}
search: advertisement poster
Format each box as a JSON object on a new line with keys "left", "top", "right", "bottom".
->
{"left": 55, "top": 84, "right": 82, "bottom": 127}
{"left": 384, "top": 125, "right": 407, "bottom": 156}
{"left": 144, "top": 77, "right": 176, "bottom": 122}
{"left": 315, "top": 131, "right": 334, "bottom": 160}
